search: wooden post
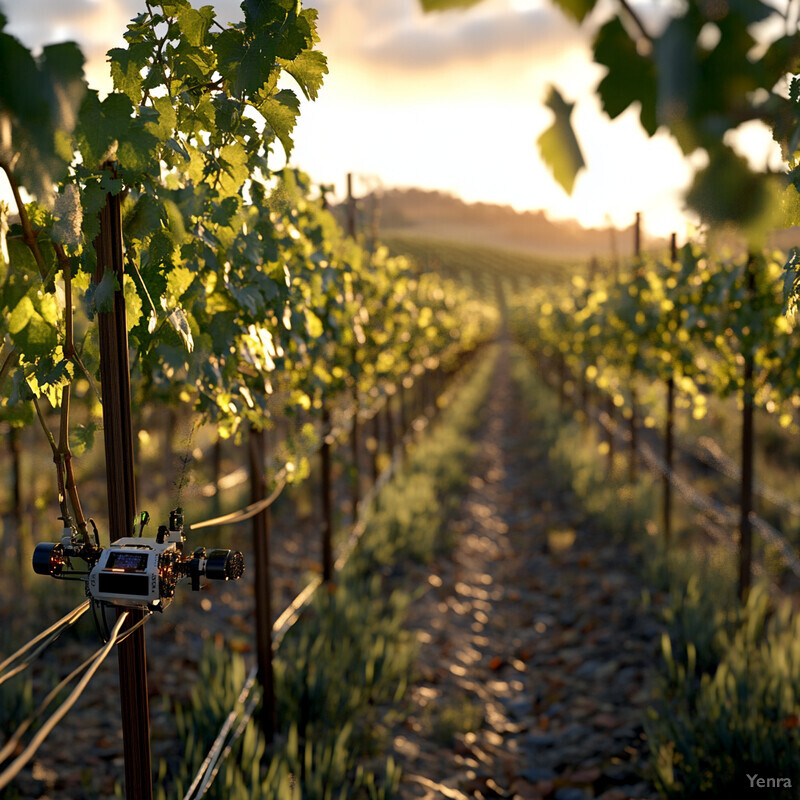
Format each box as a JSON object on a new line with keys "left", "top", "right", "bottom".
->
{"left": 398, "top": 380, "right": 407, "bottom": 439}
{"left": 320, "top": 406, "right": 334, "bottom": 582}
{"left": 607, "top": 394, "right": 615, "bottom": 474}
{"left": 346, "top": 173, "right": 356, "bottom": 239}
{"left": 212, "top": 435, "right": 222, "bottom": 515}
{"left": 739, "top": 255, "right": 756, "bottom": 601}
{"left": 629, "top": 388, "right": 638, "bottom": 483}
{"left": 629, "top": 212, "right": 642, "bottom": 481}
{"left": 385, "top": 393, "right": 395, "bottom": 460}
{"left": 370, "top": 406, "right": 380, "bottom": 486}
{"left": 664, "top": 377, "right": 674, "bottom": 544}
{"left": 94, "top": 163, "right": 153, "bottom": 800}
{"left": 248, "top": 426, "right": 276, "bottom": 741}
{"left": 664, "top": 232, "right": 678, "bottom": 545}
{"left": 350, "top": 389, "right": 360, "bottom": 520}
{"left": 369, "top": 191, "right": 380, "bottom": 255}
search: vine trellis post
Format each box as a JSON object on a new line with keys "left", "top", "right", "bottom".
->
{"left": 93, "top": 162, "right": 153, "bottom": 800}
{"left": 664, "top": 232, "right": 677, "bottom": 546}
{"left": 739, "top": 254, "right": 756, "bottom": 601}
{"left": 248, "top": 425, "right": 277, "bottom": 741}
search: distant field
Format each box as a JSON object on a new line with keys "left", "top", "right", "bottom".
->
{"left": 383, "top": 232, "right": 588, "bottom": 287}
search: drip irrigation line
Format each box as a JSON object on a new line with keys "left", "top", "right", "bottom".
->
{"left": 188, "top": 361, "right": 447, "bottom": 532}
{"left": 190, "top": 470, "right": 287, "bottom": 530}
{"left": 189, "top": 389, "right": 383, "bottom": 532}
{"left": 690, "top": 435, "right": 800, "bottom": 519}
{"left": 596, "top": 408, "right": 800, "bottom": 581}
{"left": 191, "top": 689, "right": 261, "bottom": 800}
{"left": 0, "top": 614, "right": 150, "bottom": 766}
{"left": 0, "top": 612, "right": 129, "bottom": 793}
{"left": 0, "top": 600, "right": 90, "bottom": 687}
{"left": 182, "top": 667, "right": 259, "bottom": 800}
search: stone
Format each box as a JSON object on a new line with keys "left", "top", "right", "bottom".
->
{"left": 520, "top": 766, "right": 558, "bottom": 782}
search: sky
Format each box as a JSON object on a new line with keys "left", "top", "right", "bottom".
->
{"left": 0, "top": 0, "right": 784, "bottom": 238}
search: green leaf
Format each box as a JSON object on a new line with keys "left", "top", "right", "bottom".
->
{"left": 686, "top": 143, "right": 780, "bottom": 240}
{"left": 167, "top": 308, "right": 194, "bottom": 352}
{"left": 176, "top": 5, "right": 215, "bottom": 48}
{"left": 595, "top": 17, "right": 657, "bottom": 136}
{"left": 148, "top": 229, "right": 175, "bottom": 269}
{"left": 77, "top": 91, "right": 159, "bottom": 175}
{"left": 281, "top": 49, "right": 327, "bottom": 101}
{"left": 0, "top": 31, "right": 46, "bottom": 124}
{"left": 0, "top": 33, "right": 84, "bottom": 202}
{"left": 13, "top": 310, "right": 57, "bottom": 357}
{"left": 146, "top": 95, "right": 178, "bottom": 142}
{"left": 549, "top": 0, "right": 597, "bottom": 23}
{"left": 166, "top": 265, "right": 195, "bottom": 300}
{"left": 536, "top": 85, "right": 585, "bottom": 195}
{"left": 95, "top": 269, "right": 119, "bottom": 313}
{"left": 236, "top": 29, "right": 280, "bottom": 96}
{"left": 722, "top": 0, "right": 773, "bottom": 24}
{"left": 123, "top": 274, "right": 143, "bottom": 331}
{"left": 108, "top": 42, "right": 150, "bottom": 105}
{"left": 8, "top": 296, "right": 34, "bottom": 334}
{"left": 70, "top": 422, "right": 99, "bottom": 457}
{"left": 261, "top": 89, "right": 300, "bottom": 157}
{"left": 212, "top": 28, "right": 245, "bottom": 87}
{"left": 39, "top": 41, "right": 87, "bottom": 133}
{"left": 124, "top": 194, "right": 164, "bottom": 245}
{"left": 217, "top": 142, "right": 249, "bottom": 195}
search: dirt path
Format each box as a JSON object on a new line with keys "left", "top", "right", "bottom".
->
{"left": 392, "top": 345, "right": 663, "bottom": 800}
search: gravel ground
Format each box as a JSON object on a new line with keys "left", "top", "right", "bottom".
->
{"left": 389, "top": 345, "right": 663, "bottom": 800}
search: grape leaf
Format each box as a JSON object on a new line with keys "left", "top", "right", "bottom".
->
{"left": 594, "top": 17, "right": 657, "bottom": 136}
{"left": 108, "top": 42, "right": 150, "bottom": 105}
{"left": 549, "top": 0, "right": 597, "bottom": 24}
{"left": 261, "top": 89, "right": 300, "bottom": 157}
{"left": 536, "top": 85, "right": 585, "bottom": 195}
{"left": 8, "top": 296, "right": 34, "bottom": 334}
{"left": 95, "top": 268, "right": 119, "bottom": 313}
{"left": 281, "top": 49, "right": 328, "bottom": 101}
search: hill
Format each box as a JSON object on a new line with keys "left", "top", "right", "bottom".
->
{"left": 337, "top": 188, "right": 667, "bottom": 260}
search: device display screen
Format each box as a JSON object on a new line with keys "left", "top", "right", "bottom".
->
{"left": 98, "top": 572, "right": 149, "bottom": 596}
{"left": 106, "top": 551, "right": 149, "bottom": 572}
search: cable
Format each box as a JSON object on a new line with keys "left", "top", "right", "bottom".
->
{"left": 596, "top": 405, "right": 800, "bottom": 582}
{"left": 691, "top": 435, "right": 800, "bottom": 519}
{"left": 199, "top": 691, "right": 260, "bottom": 794}
{"left": 0, "top": 613, "right": 150, "bottom": 767}
{"left": 0, "top": 611, "right": 128, "bottom": 793}
{"left": 182, "top": 666, "right": 259, "bottom": 800}
{"left": 188, "top": 382, "right": 396, "bottom": 532}
{"left": 0, "top": 600, "right": 90, "bottom": 687}
{"left": 189, "top": 472, "right": 287, "bottom": 530}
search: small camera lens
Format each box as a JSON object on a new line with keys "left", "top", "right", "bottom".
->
{"left": 32, "top": 543, "right": 64, "bottom": 576}
{"left": 205, "top": 549, "right": 245, "bottom": 581}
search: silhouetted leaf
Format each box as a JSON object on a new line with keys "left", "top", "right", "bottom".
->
{"left": 536, "top": 85, "right": 585, "bottom": 195}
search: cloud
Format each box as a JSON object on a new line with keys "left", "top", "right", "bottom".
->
{"left": 1, "top": 0, "right": 253, "bottom": 92}
{"left": 359, "top": 7, "right": 581, "bottom": 70}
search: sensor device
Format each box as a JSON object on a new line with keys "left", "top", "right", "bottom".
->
{"left": 32, "top": 508, "right": 245, "bottom": 635}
